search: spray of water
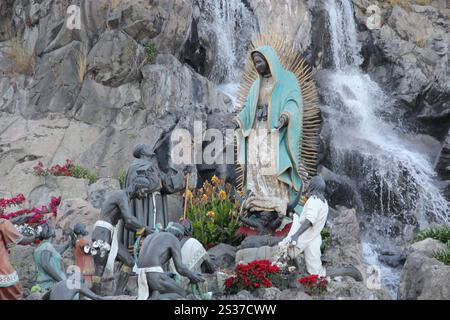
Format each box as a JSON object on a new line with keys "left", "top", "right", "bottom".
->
{"left": 322, "top": 0, "right": 449, "bottom": 297}
{"left": 201, "top": 0, "right": 255, "bottom": 84}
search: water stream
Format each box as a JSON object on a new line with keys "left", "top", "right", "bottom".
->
{"left": 321, "top": 0, "right": 449, "bottom": 298}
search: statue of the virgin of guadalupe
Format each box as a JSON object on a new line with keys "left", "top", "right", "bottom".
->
{"left": 233, "top": 36, "right": 321, "bottom": 236}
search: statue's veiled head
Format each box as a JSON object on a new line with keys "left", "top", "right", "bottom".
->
{"left": 252, "top": 51, "right": 271, "bottom": 77}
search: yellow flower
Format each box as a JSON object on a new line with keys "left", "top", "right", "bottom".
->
{"left": 207, "top": 211, "right": 215, "bottom": 219}
{"left": 201, "top": 194, "right": 208, "bottom": 203}
{"left": 211, "top": 175, "right": 220, "bottom": 185}
{"left": 184, "top": 189, "right": 193, "bottom": 200}
{"left": 218, "top": 190, "right": 227, "bottom": 200}
{"left": 301, "top": 195, "right": 307, "bottom": 205}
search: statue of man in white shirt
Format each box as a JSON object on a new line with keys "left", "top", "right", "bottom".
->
{"left": 278, "top": 175, "right": 328, "bottom": 276}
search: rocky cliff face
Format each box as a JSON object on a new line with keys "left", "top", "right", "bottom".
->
{"left": 0, "top": 0, "right": 233, "bottom": 194}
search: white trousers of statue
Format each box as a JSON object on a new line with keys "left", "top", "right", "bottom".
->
{"left": 279, "top": 195, "right": 328, "bottom": 277}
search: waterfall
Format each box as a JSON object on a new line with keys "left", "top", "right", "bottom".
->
{"left": 197, "top": 0, "right": 256, "bottom": 103}
{"left": 321, "top": 0, "right": 450, "bottom": 297}
{"left": 199, "top": 0, "right": 255, "bottom": 84}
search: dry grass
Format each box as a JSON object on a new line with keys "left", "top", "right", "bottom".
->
{"left": 385, "top": 0, "right": 411, "bottom": 9}
{"left": 416, "top": 0, "right": 431, "bottom": 5}
{"left": 75, "top": 45, "right": 88, "bottom": 84}
{"left": 7, "top": 36, "right": 36, "bottom": 76}
{"left": 415, "top": 37, "right": 427, "bottom": 48}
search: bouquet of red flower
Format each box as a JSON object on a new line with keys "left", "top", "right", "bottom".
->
{"left": 0, "top": 193, "right": 61, "bottom": 235}
{"left": 297, "top": 274, "right": 328, "bottom": 295}
{"left": 224, "top": 259, "right": 281, "bottom": 294}
{"left": 33, "top": 159, "right": 72, "bottom": 177}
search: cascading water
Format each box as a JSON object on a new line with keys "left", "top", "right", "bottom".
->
{"left": 205, "top": 0, "right": 449, "bottom": 299}
{"left": 198, "top": 0, "right": 256, "bottom": 102}
{"left": 320, "top": 0, "right": 450, "bottom": 298}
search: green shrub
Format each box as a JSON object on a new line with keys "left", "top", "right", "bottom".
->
{"left": 118, "top": 169, "right": 127, "bottom": 189}
{"left": 186, "top": 176, "right": 243, "bottom": 248}
{"left": 145, "top": 42, "right": 157, "bottom": 64}
{"left": 383, "top": 0, "right": 410, "bottom": 9}
{"left": 414, "top": 226, "right": 450, "bottom": 244}
{"left": 69, "top": 163, "right": 99, "bottom": 185}
{"left": 433, "top": 241, "right": 450, "bottom": 265}
{"left": 416, "top": 0, "right": 431, "bottom": 5}
{"left": 321, "top": 226, "right": 331, "bottom": 252}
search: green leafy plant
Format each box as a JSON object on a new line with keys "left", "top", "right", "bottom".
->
{"left": 186, "top": 176, "right": 243, "bottom": 248}
{"left": 69, "top": 163, "right": 99, "bottom": 184}
{"left": 118, "top": 169, "right": 127, "bottom": 189}
{"left": 33, "top": 159, "right": 99, "bottom": 184}
{"left": 414, "top": 226, "right": 450, "bottom": 244}
{"left": 145, "top": 42, "right": 157, "bottom": 64}
{"left": 321, "top": 226, "right": 331, "bottom": 252}
{"left": 433, "top": 241, "right": 450, "bottom": 265}
{"left": 298, "top": 274, "right": 329, "bottom": 296}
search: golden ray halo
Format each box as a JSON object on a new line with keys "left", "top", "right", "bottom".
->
{"left": 234, "top": 33, "right": 321, "bottom": 191}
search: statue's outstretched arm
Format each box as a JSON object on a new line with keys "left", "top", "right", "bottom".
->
{"left": 54, "top": 239, "right": 74, "bottom": 255}
{"left": 170, "top": 242, "right": 204, "bottom": 283}
{"left": 291, "top": 219, "right": 312, "bottom": 243}
{"left": 79, "top": 284, "right": 107, "bottom": 300}
{"left": 18, "top": 235, "right": 36, "bottom": 246}
{"left": 40, "top": 250, "right": 64, "bottom": 282}
{"left": 117, "top": 195, "right": 150, "bottom": 234}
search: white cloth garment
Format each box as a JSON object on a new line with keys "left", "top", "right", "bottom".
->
{"left": 168, "top": 238, "right": 208, "bottom": 290}
{"left": 137, "top": 266, "right": 164, "bottom": 300}
{"left": 278, "top": 195, "right": 328, "bottom": 276}
{"left": 246, "top": 120, "right": 291, "bottom": 215}
{"left": 93, "top": 220, "right": 120, "bottom": 278}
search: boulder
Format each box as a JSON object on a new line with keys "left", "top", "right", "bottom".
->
{"left": 54, "top": 198, "right": 100, "bottom": 244}
{"left": 322, "top": 207, "right": 365, "bottom": 279}
{"left": 435, "top": 128, "right": 450, "bottom": 199}
{"left": 324, "top": 277, "right": 392, "bottom": 300}
{"left": 398, "top": 238, "right": 450, "bottom": 300}
{"left": 26, "top": 41, "right": 85, "bottom": 119}
{"left": 207, "top": 243, "right": 237, "bottom": 269}
{"left": 87, "top": 29, "right": 146, "bottom": 87}
{"left": 278, "top": 288, "right": 312, "bottom": 300}
{"left": 253, "top": 287, "right": 281, "bottom": 300}
{"left": 222, "top": 290, "right": 255, "bottom": 300}
{"left": 73, "top": 78, "right": 143, "bottom": 128}
{"left": 120, "top": 0, "right": 193, "bottom": 55}
{"left": 88, "top": 178, "right": 120, "bottom": 209}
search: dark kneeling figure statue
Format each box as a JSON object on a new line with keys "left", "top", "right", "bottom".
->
{"left": 136, "top": 222, "right": 204, "bottom": 300}
{"left": 91, "top": 176, "right": 153, "bottom": 295}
